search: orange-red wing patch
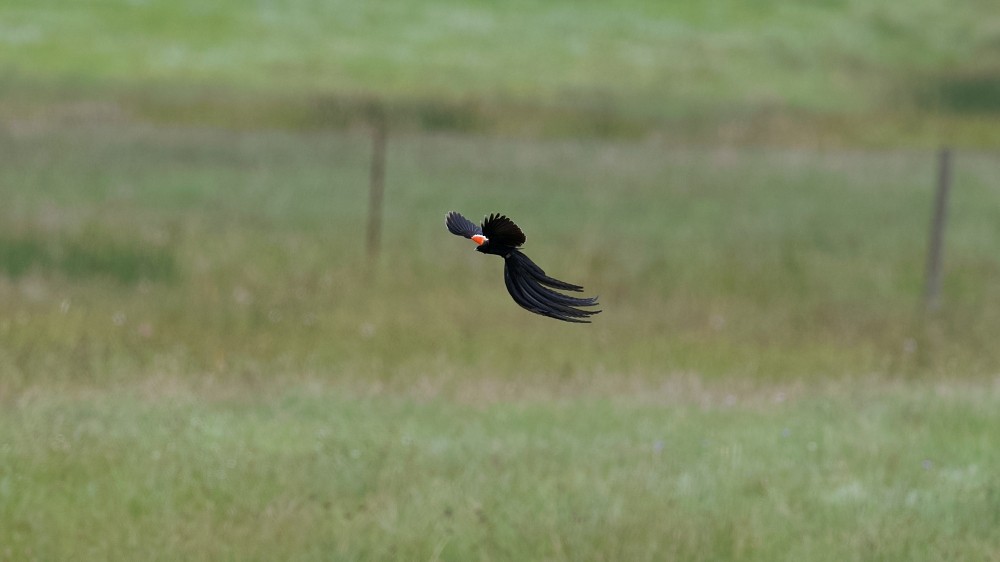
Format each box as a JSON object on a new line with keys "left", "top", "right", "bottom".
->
{"left": 471, "top": 234, "right": 488, "bottom": 246}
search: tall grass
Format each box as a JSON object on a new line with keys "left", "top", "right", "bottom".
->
{"left": 1, "top": 123, "right": 998, "bottom": 393}
{"left": 2, "top": 0, "right": 1000, "bottom": 142}
{"left": 3, "top": 2, "right": 999, "bottom": 558}
{"left": 2, "top": 375, "right": 999, "bottom": 561}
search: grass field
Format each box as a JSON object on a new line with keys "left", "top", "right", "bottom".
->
{"left": 1, "top": 122, "right": 999, "bottom": 559}
{"left": 2, "top": 124, "right": 1000, "bottom": 385}
{"left": 3, "top": 0, "right": 1000, "bottom": 559}
{"left": 3, "top": 0, "right": 1000, "bottom": 142}
{"left": 3, "top": 375, "right": 999, "bottom": 561}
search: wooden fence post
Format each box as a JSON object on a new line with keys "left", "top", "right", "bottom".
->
{"left": 366, "top": 120, "right": 388, "bottom": 264}
{"left": 924, "top": 147, "right": 953, "bottom": 311}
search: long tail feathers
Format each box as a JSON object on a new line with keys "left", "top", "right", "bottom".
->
{"left": 503, "top": 251, "right": 601, "bottom": 323}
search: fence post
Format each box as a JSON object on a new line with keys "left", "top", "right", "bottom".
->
{"left": 923, "top": 147, "right": 953, "bottom": 311}
{"left": 366, "top": 119, "right": 388, "bottom": 264}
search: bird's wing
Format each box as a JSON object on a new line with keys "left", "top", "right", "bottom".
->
{"left": 481, "top": 213, "right": 526, "bottom": 248}
{"left": 446, "top": 211, "right": 483, "bottom": 239}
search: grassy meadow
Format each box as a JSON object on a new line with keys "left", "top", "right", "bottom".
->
{"left": 2, "top": 0, "right": 1000, "bottom": 559}
{"left": 3, "top": 0, "right": 1000, "bottom": 142}
{"left": 4, "top": 376, "right": 999, "bottom": 561}
{"left": 2, "top": 121, "right": 999, "bottom": 560}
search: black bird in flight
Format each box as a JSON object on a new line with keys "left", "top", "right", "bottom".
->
{"left": 446, "top": 211, "right": 600, "bottom": 323}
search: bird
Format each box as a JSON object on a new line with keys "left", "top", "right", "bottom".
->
{"left": 446, "top": 211, "right": 600, "bottom": 323}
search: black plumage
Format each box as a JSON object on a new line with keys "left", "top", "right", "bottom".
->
{"left": 446, "top": 211, "right": 600, "bottom": 323}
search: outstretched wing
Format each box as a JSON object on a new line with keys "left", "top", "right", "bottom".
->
{"left": 446, "top": 211, "right": 483, "bottom": 239}
{"left": 481, "top": 213, "right": 526, "bottom": 248}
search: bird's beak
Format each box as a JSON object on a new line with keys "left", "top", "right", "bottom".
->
{"left": 471, "top": 235, "right": 487, "bottom": 246}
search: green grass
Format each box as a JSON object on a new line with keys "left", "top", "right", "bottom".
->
{"left": 1, "top": 109, "right": 999, "bottom": 560}
{"left": 0, "top": 226, "right": 176, "bottom": 283}
{"left": 3, "top": 2, "right": 1000, "bottom": 556}
{"left": 3, "top": 376, "right": 999, "bottom": 561}
{"left": 3, "top": 0, "right": 1000, "bottom": 142}
{"left": 2, "top": 123, "right": 999, "bottom": 389}
{"left": 1, "top": 124, "right": 999, "bottom": 559}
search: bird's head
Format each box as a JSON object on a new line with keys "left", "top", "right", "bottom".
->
{"left": 471, "top": 234, "right": 488, "bottom": 252}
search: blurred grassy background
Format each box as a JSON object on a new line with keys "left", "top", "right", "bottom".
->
{"left": 2, "top": 0, "right": 1000, "bottom": 560}
{"left": 1, "top": 126, "right": 999, "bottom": 388}
{"left": 3, "top": 0, "right": 1000, "bottom": 143}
